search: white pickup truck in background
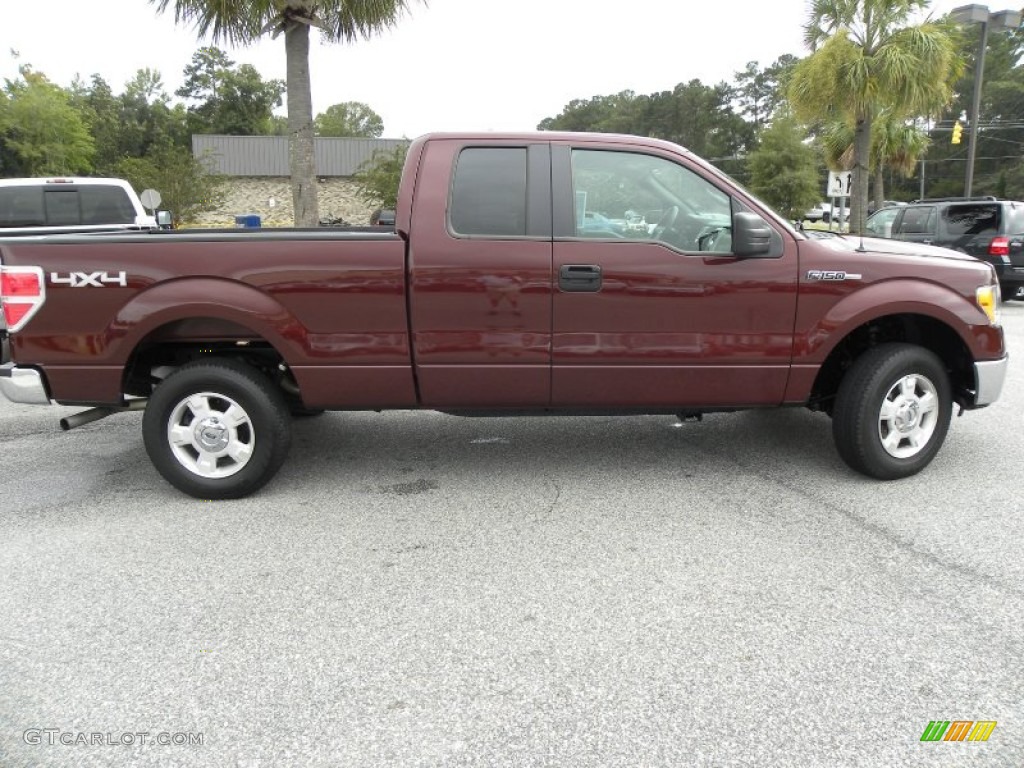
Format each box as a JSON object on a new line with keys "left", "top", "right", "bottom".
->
{"left": 0, "top": 177, "right": 169, "bottom": 358}
{"left": 0, "top": 177, "right": 166, "bottom": 236}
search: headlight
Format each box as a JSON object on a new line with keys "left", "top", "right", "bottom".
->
{"left": 976, "top": 284, "right": 1000, "bottom": 325}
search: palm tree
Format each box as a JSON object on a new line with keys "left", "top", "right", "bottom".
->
{"left": 152, "top": 0, "right": 419, "bottom": 226}
{"left": 788, "top": 0, "right": 961, "bottom": 233}
{"left": 819, "top": 112, "right": 930, "bottom": 210}
{"left": 871, "top": 115, "right": 929, "bottom": 205}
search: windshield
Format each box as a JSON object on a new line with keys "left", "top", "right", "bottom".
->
{"left": 0, "top": 185, "right": 136, "bottom": 228}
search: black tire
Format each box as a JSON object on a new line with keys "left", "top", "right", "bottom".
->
{"left": 832, "top": 343, "right": 952, "bottom": 480}
{"left": 288, "top": 402, "right": 325, "bottom": 418}
{"left": 143, "top": 359, "right": 292, "bottom": 499}
{"left": 288, "top": 405, "right": 323, "bottom": 417}
{"left": 1002, "top": 285, "right": 1024, "bottom": 302}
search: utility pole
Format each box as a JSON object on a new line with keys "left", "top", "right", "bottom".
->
{"left": 951, "top": 5, "right": 1022, "bottom": 198}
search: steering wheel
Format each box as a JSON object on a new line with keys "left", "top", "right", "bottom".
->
{"left": 653, "top": 205, "right": 680, "bottom": 235}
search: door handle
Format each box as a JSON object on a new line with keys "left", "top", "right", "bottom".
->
{"left": 559, "top": 264, "right": 602, "bottom": 292}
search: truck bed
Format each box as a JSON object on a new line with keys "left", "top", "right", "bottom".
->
{"left": 0, "top": 229, "right": 414, "bottom": 406}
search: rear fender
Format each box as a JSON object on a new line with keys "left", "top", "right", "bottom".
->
{"left": 115, "top": 278, "right": 306, "bottom": 364}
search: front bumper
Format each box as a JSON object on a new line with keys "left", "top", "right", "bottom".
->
{"left": 974, "top": 356, "right": 1009, "bottom": 407}
{"left": 0, "top": 363, "right": 51, "bottom": 405}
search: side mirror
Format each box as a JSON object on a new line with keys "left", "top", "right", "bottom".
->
{"left": 155, "top": 210, "right": 174, "bottom": 229}
{"left": 732, "top": 211, "right": 772, "bottom": 257}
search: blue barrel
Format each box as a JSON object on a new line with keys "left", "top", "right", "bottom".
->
{"left": 234, "top": 214, "right": 262, "bottom": 228}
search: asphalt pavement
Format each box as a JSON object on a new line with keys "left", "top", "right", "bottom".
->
{"left": 1, "top": 305, "right": 1022, "bottom": 767}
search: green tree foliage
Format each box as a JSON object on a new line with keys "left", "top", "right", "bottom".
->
{"left": 119, "top": 69, "right": 191, "bottom": 160}
{"left": 890, "top": 25, "right": 1024, "bottom": 200}
{"left": 789, "top": 0, "right": 962, "bottom": 233}
{"left": 152, "top": 0, "right": 423, "bottom": 227}
{"left": 177, "top": 46, "right": 235, "bottom": 102}
{"left": 315, "top": 101, "right": 384, "bottom": 137}
{"left": 734, "top": 55, "right": 800, "bottom": 134}
{"left": 211, "top": 64, "right": 285, "bottom": 135}
{"left": 871, "top": 115, "right": 929, "bottom": 203}
{"left": 68, "top": 75, "right": 121, "bottom": 171}
{"left": 114, "top": 142, "right": 226, "bottom": 223}
{"left": 66, "top": 71, "right": 191, "bottom": 175}
{"left": 539, "top": 82, "right": 753, "bottom": 159}
{"left": 748, "top": 113, "right": 821, "bottom": 220}
{"left": 177, "top": 48, "right": 285, "bottom": 135}
{"left": 538, "top": 90, "right": 645, "bottom": 133}
{"left": 0, "top": 66, "right": 95, "bottom": 175}
{"left": 352, "top": 143, "right": 408, "bottom": 209}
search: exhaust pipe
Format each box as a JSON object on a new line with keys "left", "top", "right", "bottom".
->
{"left": 60, "top": 407, "right": 116, "bottom": 431}
{"left": 60, "top": 399, "right": 147, "bottom": 431}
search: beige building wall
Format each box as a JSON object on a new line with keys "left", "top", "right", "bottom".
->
{"left": 189, "top": 177, "right": 378, "bottom": 228}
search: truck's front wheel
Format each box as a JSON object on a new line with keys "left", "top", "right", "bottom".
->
{"left": 832, "top": 343, "right": 952, "bottom": 480}
{"left": 143, "top": 359, "right": 292, "bottom": 499}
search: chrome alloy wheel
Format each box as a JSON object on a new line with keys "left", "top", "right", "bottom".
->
{"left": 877, "top": 374, "right": 939, "bottom": 459}
{"left": 166, "top": 392, "right": 254, "bottom": 478}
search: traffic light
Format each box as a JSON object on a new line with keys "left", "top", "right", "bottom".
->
{"left": 952, "top": 121, "right": 963, "bottom": 144}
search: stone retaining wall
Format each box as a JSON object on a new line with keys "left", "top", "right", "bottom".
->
{"left": 189, "top": 177, "right": 378, "bottom": 228}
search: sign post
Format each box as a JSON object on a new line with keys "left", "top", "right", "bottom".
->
{"left": 827, "top": 171, "right": 853, "bottom": 231}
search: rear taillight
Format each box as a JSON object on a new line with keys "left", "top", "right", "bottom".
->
{"left": 0, "top": 266, "right": 46, "bottom": 332}
{"left": 989, "top": 236, "right": 1010, "bottom": 256}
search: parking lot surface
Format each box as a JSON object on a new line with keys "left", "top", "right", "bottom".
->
{"left": 1, "top": 305, "right": 1022, "bottom": 768}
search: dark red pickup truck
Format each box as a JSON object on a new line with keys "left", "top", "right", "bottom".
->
{"left": 0, "top": 132, "right": 1009, "bottom": 498}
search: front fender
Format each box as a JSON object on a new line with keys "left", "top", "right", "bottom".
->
{"left": 795, "top": 278, "right": 1001, "bottom": 364}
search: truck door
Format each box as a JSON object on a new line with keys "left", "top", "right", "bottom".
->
{"left": 408, "top": 140, "right": 553, "bottom": 407}
{"left": 550, "top": 144, "right": 799, "bottom": 408}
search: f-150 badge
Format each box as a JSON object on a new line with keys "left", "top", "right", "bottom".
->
{"left": 806, "top": 270, "right": 862, "bottom": 281}
{"left": 50, "top": 271, "right": 128, "bottom": 287}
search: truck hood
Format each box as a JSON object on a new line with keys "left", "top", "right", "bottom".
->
{"left": 807, "top": 233, "right": 980, "bottom": 264}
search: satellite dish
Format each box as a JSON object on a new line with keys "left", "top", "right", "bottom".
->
{"left": 140, "top": 189, "right": 162, "bottom": 211}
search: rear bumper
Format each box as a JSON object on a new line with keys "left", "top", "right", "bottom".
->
{"left": 0, "top": 363, "right": 51, "bottom": 405}
{"left": 974, "top": 356, "right": 1008, "bottom": 407}
{"left": 990, "top": 258, "right": 1024, "bottom": 287}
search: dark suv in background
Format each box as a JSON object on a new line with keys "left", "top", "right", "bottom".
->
{"left": 865, "top": 197, "right": 1024, "bottom": 299}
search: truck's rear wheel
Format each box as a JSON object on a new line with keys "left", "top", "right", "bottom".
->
{"left": 832, "top": 343, "right": 952, "bottom": 480}
{"left": 143, "top": 359, "right": 291, "bottom": 498}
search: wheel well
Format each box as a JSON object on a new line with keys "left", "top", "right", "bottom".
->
{"left": 809, "top": 313, "right": 975, "bottom": 414}
{"left": 122, "top": 318, "right": 300, "bottom": 401}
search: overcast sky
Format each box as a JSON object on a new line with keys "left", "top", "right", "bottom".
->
{"left": 0, "top": 0, "right": 980, "bottom": 139}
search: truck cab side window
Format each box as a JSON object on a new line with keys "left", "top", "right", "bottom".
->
{"left": 898, "top": 206, "right": 936, "bottom": 235}
{"left": 570, "top": 149, "right": 731, "bottom": 252}
{"left": 450, "top": 147, "right": 528, "bottom": 237}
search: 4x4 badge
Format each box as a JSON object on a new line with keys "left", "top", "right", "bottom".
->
{"left": 50, "top": 271, "right": 127, "bottom": 288}
{"left": 806, "top": 270, "right": 862, "bottom": 281}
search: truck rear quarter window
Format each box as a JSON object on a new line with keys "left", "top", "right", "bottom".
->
{"left": 942, "top": 204, "right": 1000, "bottom": 236}
{"left": 449, "top": 147, "right": 528, "bottom": 237}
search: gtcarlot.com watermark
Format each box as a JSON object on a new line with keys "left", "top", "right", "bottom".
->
{"left": 24, "top": 729, "right": 203, "bottom": 747}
